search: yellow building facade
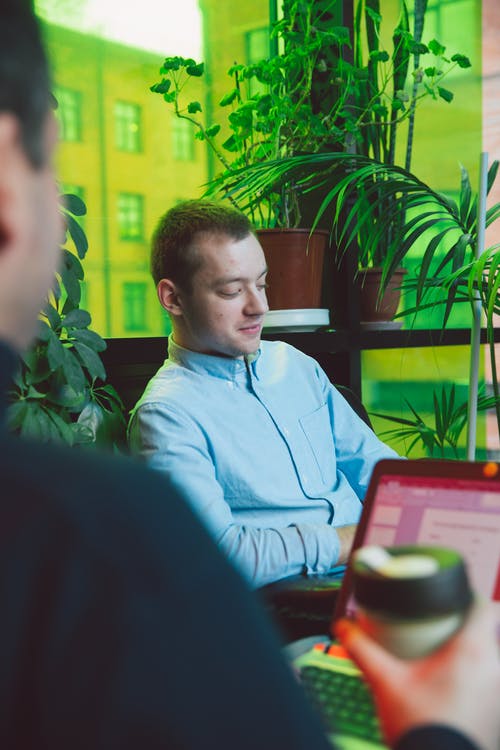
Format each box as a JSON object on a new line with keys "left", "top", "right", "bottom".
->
{"left": 43, "top": 22, "right": 208, "bottom": 338}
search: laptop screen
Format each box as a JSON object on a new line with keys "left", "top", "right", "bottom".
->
{"left": 336, "top": 459, "right": 500, "bottom": 623}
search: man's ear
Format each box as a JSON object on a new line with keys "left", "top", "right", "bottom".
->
{"left": 157, "top": 278, "right": 183, "bottom": 316}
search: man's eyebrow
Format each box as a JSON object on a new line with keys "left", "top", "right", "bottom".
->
{"left": 214, "top": 267, "right": 268, "bottom": 285}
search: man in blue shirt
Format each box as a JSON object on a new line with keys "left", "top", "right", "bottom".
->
{"left": 129, "top": 200, "right": 398, "bottom": 586}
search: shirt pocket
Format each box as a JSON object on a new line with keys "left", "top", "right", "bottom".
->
{"left": 299, "top": 403, "right": 336, "bottom": 488}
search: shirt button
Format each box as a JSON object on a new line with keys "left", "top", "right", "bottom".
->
{"left": 283, "top": 428, "right": 289, "bottom": 437}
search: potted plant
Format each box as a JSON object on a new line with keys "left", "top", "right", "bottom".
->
{"left": 215, "top": 0, "right": 471, "bottom": 322}
{"left": 323, "top": 159, "right": 500, "bottom": 456}
{"left": 151, "top": 0, "right": 357, "bottom": 315}
{"left": 7, "top": 192, "right": 126, "bottom": 448}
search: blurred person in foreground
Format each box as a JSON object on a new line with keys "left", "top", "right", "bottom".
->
{"left": 0, "top": 2, "right": 498, "bottom": 749}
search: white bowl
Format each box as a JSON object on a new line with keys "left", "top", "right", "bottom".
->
{"left": 263, "top": 308, "right": 330, "bottom": 332}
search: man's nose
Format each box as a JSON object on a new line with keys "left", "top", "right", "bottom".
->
{"left": 245, "top": 287, "right": 269, "bottom": 315}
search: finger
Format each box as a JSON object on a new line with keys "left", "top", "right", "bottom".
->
{"left": 334, "top": 618, "right": 405, "bottom": 684}
{"left": 454, "top": 598, "right": 499, "bottom": 651}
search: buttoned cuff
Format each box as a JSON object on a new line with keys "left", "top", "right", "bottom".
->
{"left": 293, "top": 523, "right": 341, "bottom": 575}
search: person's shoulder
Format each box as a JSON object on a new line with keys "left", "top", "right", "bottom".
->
{"left": 1, "top": 432, "right": 152, "bottom": 491}
{"left": 0, "top": 432, "right": 184, "bottom": 522}
{"left": 260, "top": 339, "right": 318, "bottom": 368}
{"left": 0, "top": 433, "right": 226, "bottom": 576}
{"left": 132, "top": 358, "right": 195, "bottom": 411}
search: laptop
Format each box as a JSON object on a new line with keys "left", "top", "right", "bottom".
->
{"left": 292, "top": 458, "right": 500, "bottom": 750}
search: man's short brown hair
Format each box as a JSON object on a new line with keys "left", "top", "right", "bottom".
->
{"left": 151, "top": 200, "right": 254, "bottom": 292}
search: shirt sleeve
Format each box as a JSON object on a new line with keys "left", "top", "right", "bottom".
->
{"left": 129, "top": 401, "right": 342, "bottom": 587}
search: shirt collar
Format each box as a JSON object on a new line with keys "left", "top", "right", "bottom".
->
{"left": 167, "top": 338, "right": 262, "bottom": 381}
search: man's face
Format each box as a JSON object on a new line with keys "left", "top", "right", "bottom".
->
{"left": 0, "top": 110, "right": 62, "bottom": 350}
{"left": 172, "top": 232, "right": 269, "bottom": 358}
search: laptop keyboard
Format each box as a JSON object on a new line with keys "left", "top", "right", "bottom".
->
{"left": 300, "top": 664, "right": 383, "bottom": 742}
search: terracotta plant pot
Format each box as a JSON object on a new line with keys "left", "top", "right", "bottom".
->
{"left": 359, "top": 267, "right": 407, "bottom": 324}
{"left": 257, "top": 228, "right": 328, "bottom": 311}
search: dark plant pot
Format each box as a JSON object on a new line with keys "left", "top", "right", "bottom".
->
{"left": 257, "top": 228, "right": 328, "bottom": 310}
{"left": 359, "top": 267, "right": 407, "bottom": 323}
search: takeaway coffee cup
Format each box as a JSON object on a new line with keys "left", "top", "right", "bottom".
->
{"left": 351, "top": 545, "right": 473, "bottom": 659}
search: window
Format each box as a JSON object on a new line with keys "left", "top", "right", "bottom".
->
{"left": 123, "top": 282, "right": 148, "bottom": 331}
{"left": 54, "top": 86, "right": 82, "bottom": 142}
{"left": 246, "top": 27, "right": 269, "bottom": 62}
{"left": 114, "top": 101, "right": 142, "bottom": 152}
{"left": 245, "top": 27, "right": 270, "bottom": 97}
{"left": 117, "top": 193, "right": 144, "bottom": 240}
{"left": 172, "top": 117, "right": 195, "bottom": 161}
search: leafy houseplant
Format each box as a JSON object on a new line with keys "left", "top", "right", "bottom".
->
{"left": 7, "top": 193, "right": 126, "bottom": 448}
{"left": 336, "top": 159, "right": 500, "bottom": 454}
{"left": 151, "top": 0, "right": 353, "bottom": 229}
{"left": 371, "top": 384, "right": 499, "bottom": 458}
{"left": 151, "top": 0, "right": 359, "bottom": 312}
{"left": 151, "top": 0, "right": 468, "bottom": 315}
{"left": 212, "top": 0, "right": 470, "bottom": 319}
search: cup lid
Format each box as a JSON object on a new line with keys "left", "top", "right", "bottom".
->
{"left": 352, "top": 545, "right": 473, "bottom": 618}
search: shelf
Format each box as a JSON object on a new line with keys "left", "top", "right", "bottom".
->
{"left": 262, "top": 327, "right": 500, "bottom": 352}
{"left": 101, "top": 327, "right": 500, "bottom": 410}
{"left": 102, "top": 327, "right": 500, "bottom": 369}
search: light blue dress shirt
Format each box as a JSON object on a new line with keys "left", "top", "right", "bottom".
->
{"left": 128, "top": 339, "right": 398, "bottom": 587}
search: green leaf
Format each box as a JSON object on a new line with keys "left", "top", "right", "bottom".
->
{"left": 205, "top": 124, "right": 221, "bottom": 138}
{"left": 43, "top": 302, "right": 61, "bottom": 331}
{"left": 46, "top": 328, "right": 66, "bottom": 370}
{"left": 186, "top": 62, "right": 204, "bottom": 77}
{"left": 6, "top": 401, "right": 29, "bottom": 432}
{"left": 47, "top": 383, "right": 85, "bottom": 409}
{"left": 187, "top": 101, "right": 202, "bottom": 114}
{"left": 408, "top": 41, "right": 428, "bottom": 55}
{"left": 219, "top": 89, "right": 239, "bottom": 107}
{"left": 59, "top": 252, "right": 82, "bottom": 307}
{"left": 428, "top": 39, "right": 446, "bottom": 56}
{"left": 73, "top": 341, "right": 106, "bottom": 382}
{"left": 19, "top": 403, "right": 52, "bottom": 443}
{"left": 369, "top": 50, "right": 389, "bottom": 62}
{"left": 72, "top": 328, "right": 106, "bottom": 352}
{"left": 227, "top": 63, "right": 245, "bottom": 76}
{"left": 163, "top": 92, "right": 176, "bottom": 104}
{"left": 222, "top": 135, "right": 238, "bottom": 152}
{"left": 45, "top": 409, "right": 76, "bottom": 444}
{"left": 451, "top": 53, "right": 471, "bottom": 68}
{"left": 64, "top": 213, "right": 88, "bottom": 259}
{"left": 61, "top": 346, "right": 86, "bottom": 393}
{"left": 36, "top": 319, "right": 52, "bottom": 342}
{"left": 160, "top": 56, "right": 183, "bottom": 72}
{"left": 437, "top": 87, "right": 454, "bottom": 103}
{"left": 150, "top": 79, "right": 171, "bottom": 94}
{"left": 62, "top": 193, "right": 86, "bottom": 216}
{"left": 26, "top": 385, "right": 47, "bottom": 400}
{"left": 62, "top": 308, "right": 92, "bottom": 330}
